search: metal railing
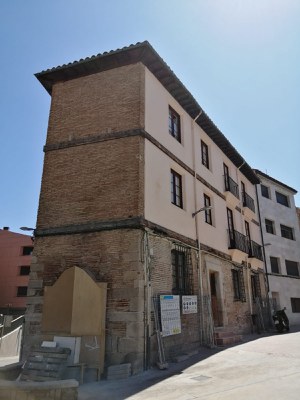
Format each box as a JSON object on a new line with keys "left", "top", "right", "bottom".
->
{"left": 248, "top": 240, "right": 263, "bottom": 261}
{"left": 228, "top": 229, "right": 248, "bottom": 253}
{"left": 224, "top": 175, "right": 239, "bottom": 199}
{"left": 242, "top": 191, "right": 255, "bottom": 212}
{"left": 228, "top": 231, "right": 263, "bottom": 261}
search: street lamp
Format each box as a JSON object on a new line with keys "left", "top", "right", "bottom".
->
{"left": 192, "top": 206, "right": 213, "bottom": 218}
{"left": 20, "top": 227, "right": 35, "bottom": 232}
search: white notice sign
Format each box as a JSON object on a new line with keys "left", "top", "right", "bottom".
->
{"left": 160, "top": 295, "right": 181, "bottom": 336}
{"left": 182, "top": 295, "right": 198, "bottom": 314}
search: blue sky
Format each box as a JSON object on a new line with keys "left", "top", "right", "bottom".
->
{"left": 1, "top": 0, "right": 299, "bottom": 233}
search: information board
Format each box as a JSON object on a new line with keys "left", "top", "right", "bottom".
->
{"left": 182, "top": 295, "right": 198, "bottom": 314}
{"left": 160, "top": 295, "right": 181, "bottom": 336}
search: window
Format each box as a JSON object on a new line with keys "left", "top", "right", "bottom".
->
{"left": 265, "top": 219, "right": 275, "bottom": 234}
{"left": 172, "top": 247, "right": 192, "bottom": 295}
{"left": 261, "top": 185, "right": 270, "bottom": 199}
{"left": 17, "top": 286, "right": 28, "bottom": 297}
{"left": 286, "top": 260, "right": 299, "bottom": 277}
{"left": 276, "top": 191, "right": 289, "bottom": 207}
{"left": 20, "top": 266, "right": 30, "bottom": 276}
{"left": 251, "top": 274, "right": 261, "bottom": 302}
{"left": 270, "top": 257, "right": 280, "bottom": 274}
{"left": 168, "top": 106, "right": 181, "bottom": 142}
{"left": 204, "top": 194, "right": 212, "bottom": 225}
{"left": 170, "top": 170, "right": 183, "bottom": 208}
{"left": 201, "top": 140, "right": 209, "bottom": 169}
{"left": 22, "top": 246, "right": 33, "bottom": 256}
{"left": 231, "top": 269, "right": 246, "bottom": 301}
{"left": 280, "top": 224, "right": 294, "bottom": 240}
{"left": 291, "top": 298, "right": 300, "bottom": 313}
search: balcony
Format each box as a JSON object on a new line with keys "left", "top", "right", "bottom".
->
{"left": 228, "top": 230, "right": 263, "bottom": 261}
{"left": 242, "top": 191, "right": 255, "bottom": 213}
{"left": 228, "top": 229, "right": 248, "bottom": 254}
{"left": 248, "top": 240, "right": 263, "bottom": 261}
{"left": 224, "top": 175, "right": 239, "bottom": 199}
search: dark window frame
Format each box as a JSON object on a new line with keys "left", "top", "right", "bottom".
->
{"left": 270, "top": 257, "right": 280, "bottom": 274}
{"left": 17, "top": 286, "right": 28, "bottom": 297}
{"left": 204, "top": 194, "right": 212, "bottom": 225}
{"left": 280, "top": 224, "right": 294, "bottom": 240}
{"left": 291, "top": 298, "right": 300, "bottom": 313}
{"left": 275, "top": 191, "right": 289, "bottom": 207}
{"left": 201, "top": 140, "right": 209, "bottom": 169}
{"left": 231, "top": 269, "right": 246, "bottom": 302}
{"left": 261, "top": 184, "right": 270, "bottom": 199}
{"left": 172, "top": 247, "right": 193, "bottom": 295}
{"left": 286, "top": 260, "right": 299, "bottom": 277}
{"left": 168, "top": 106, "right": 181, "bottom": 142}
{"left": 22, "top": 246, "right": 33, "bottom": 256}
{"left": 20, "top": 266, "right": 30, "bottom": 276}
{"left": 251, "top": 274, "right": 261, "bottom": 302}
{"left": 171, "top": 169, "right": 183, "bottom": 208}
{"left": 265, "top": 219, "right": 275, "bottom": 234}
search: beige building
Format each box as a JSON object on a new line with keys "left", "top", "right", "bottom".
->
{"left": 24, "top": 42, "right": 266, "bottom": 375}
{"left": 255, "top": 170, "right": 300, "bottom": 325}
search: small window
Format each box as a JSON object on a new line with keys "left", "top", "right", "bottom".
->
{"left": 280, "top": 224, "right": 294, "bottom": 240}
{"left": 172, "top": 247, "right": 192, "bottom": 295}
{"left": 201, "top": 140, "right": 209, "bottom": 169}
{"left": 20, "top": 266, "right": 30, "bottom": 276}
{"left": 291, "top": 298, "right": 300, "bottom": 313}
{"left": 22, "top": 246, "right": 33, "bottom": 256}
{"left": 170, "top": 170, "right": 183, "bottom": 208}
{"left": 231, "top": 269, "right": 246, "bottom": 302}
{"left": 270, "top": 257, "right": 280, "bottom": 274}
{"left": 265, "top": 219, "right": 275, "bottom": 234}
{"left": 261, "top": 185, "right": 270, "bottom": 199}
{"left": 251, "top": 274, "right": 261, "bottom": 302}
{"left": 204, "top": 194, "right": 212, "bottom": 225}
{"left": 168, "top": 106, "right": 181, "bottom": 142}
{"left": 286, "top": 260, "right": 299, "bottom": 277}
{"left": 17, "top": 286, "right": 28, "bottom": 297}
{"left": 276, "top": 191, "right": 289, "bottom": 207}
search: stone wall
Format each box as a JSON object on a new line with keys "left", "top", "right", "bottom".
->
{"left": 24, "top": 229, "right": 146, "bottom": 373}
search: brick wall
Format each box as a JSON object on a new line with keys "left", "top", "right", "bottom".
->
{"left": 24, "top": 229, "right": 146, "bottom": 372}
{"left": 46, "top": 63, "right": 145, "bottom": 146}
{"left": 37, "top": 136, "right": 144, "bottom": 229}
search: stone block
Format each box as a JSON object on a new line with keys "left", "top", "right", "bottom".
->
{"left": 126, "top": 322, "right": 144, "bottom": 338}
{"left": 118, "top": 337, "right": 144, "bottom": 353}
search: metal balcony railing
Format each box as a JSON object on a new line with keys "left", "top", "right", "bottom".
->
{"left": 242, "top": 191, "right": 255, "bottom": 212}
{"left": 228, "top": 230, "right": 263, "bottom": 261}
{"left": 248, "top": 240, "right": 263, "bottom": 261}
{"left": 228, "top": 229, "right": 248, "bottom": 254}
{"left": 224, "top": 175, "right": 239, "bottom": 199}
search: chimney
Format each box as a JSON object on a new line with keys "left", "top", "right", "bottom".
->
{"left": 3, "top": 227, "right": 9, "bottom": 231}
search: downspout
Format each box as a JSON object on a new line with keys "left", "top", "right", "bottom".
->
{"left": 235, "top": 159, "right": 253, "bottom": 314}
{"left": 255, "top": 184, "right": 270, "bottom": 296}
{"left": 191, "top": 110, "right": 204, "bottom": 345}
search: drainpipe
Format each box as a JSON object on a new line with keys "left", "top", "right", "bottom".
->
{"left": 191, "top": 110, "right": 204, "bottom": 345}
{"left": 235, "top": 160, "right": 253, "bottom": 315}
{"left": 255, "top": 184, "right": 270, "bottom": 295}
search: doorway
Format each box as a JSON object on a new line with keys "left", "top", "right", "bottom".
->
{"left": 210, "top": 272, "right": 222, "bottom": 327}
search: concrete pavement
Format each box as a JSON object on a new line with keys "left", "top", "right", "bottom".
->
{"left": 78, "top": 327, "right": 300, "bottom": 400}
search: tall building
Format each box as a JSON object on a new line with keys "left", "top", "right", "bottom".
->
{"left": 0, "top": 227, "right": 33, "bottom": 314}
{"left": 24, "top": 42, "right": 266, "bottom": 373}
{"left": 255, "top": 170, "right": 300, "bottom": 325}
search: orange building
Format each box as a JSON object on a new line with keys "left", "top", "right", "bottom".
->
{"left": 0, "top": 227, "right": 33, "bottom": 313}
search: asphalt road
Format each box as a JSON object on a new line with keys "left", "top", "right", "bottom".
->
{"left": 79, "top": 328, "right": 300, "bottom": 400}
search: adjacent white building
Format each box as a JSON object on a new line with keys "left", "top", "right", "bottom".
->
{"left": 255, "top": 170, "right": 300, "bottom": 325}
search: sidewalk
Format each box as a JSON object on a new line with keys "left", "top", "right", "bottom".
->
{"left": 79, "top": 327, "right": 300, "bottom": 400}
